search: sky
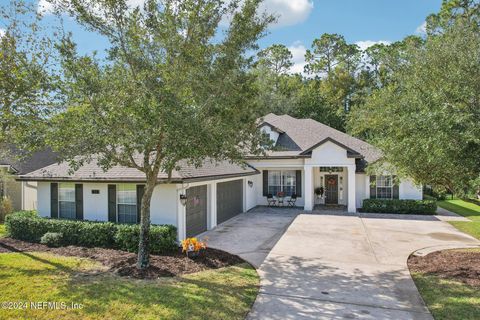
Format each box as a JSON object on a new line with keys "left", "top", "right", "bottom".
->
{"left": 15, "top": 0, "right": 443, "bottom": 73}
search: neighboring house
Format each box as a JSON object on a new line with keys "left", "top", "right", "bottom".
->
{"left": 18, "top": 114, "right": 422, "bottom": 240}
{"left": 0, "top": 148, "right": 57, "bottom": 211}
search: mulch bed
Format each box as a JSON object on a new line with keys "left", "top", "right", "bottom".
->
{"left": 408, "top": 249, "right": 480, "bottom": 287}
{"left": 0, "top": 237, "right": 244, "bottom": 279}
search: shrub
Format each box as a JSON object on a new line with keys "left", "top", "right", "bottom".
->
{"left": 40, "top": 232, "right": 64, "bottom": 247}
{"left": 361, "top": 199, "right": 437, "bottom": 214}
{"left": 5, "top": 213, "right": 177, "bottom": 253}
{"left": 0, "top": 197, "right": 13, "bottom": 222}
{"left": 115, "top": 224, "right": 177, "bottom": 254}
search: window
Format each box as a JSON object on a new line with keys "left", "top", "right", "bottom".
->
{"left": 268, "top": 170, "right": 296, "bottom": 196}
{"left": 376, "top": 176, "right": 393, "bottom": 199}
{"left": 117, "top": 184, "right": 137, "bottom": 223}
{"left": 59, "top": 183, "right": 76, "bottom": 219}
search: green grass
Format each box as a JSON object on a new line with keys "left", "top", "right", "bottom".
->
{"left": 0, "top": 252, "right": 259, "bottom": 320}
{"left": 438, "top": 199, "right": 480, "bottom": 240}
{"left": 0, "top": 224, "right": 5, "bottom": 237}
{"left": 438, "top": 199, "right": 480, "bottom": 221}
{"left": 411, "top": 249, "right": 480, "bottom": 320}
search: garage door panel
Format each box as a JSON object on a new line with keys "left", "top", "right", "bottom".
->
{"left": 186, "top": 185, "right": 207, "bottom": 237}
{"left": 217, "top": 180, "right": 243, "bottom": 224}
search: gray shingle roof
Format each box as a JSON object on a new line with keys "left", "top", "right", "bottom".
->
{"left": 0, "top": 147, "right": 58, "bottom": 175}
{"left": 18, "top": 157, "right": 258, "bottom": 182}
{"left": 257, "top": 114, "right": 382, "bottom": 163}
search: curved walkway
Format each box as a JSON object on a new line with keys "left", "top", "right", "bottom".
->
{"left": 205, "top": 208, "right": 480, "bottom": 319}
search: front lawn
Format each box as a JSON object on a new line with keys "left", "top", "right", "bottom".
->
{"left": 0, "top": 252, "right": 259, "bottom": 320}
{"left": 409, "top": 249, "right": 480, "bottom": 320}
{"left": 0, "top": 224, "right": 5, "bottom": 237}
{"left": 439, "top": 199, "right": 480, "bottom": 240}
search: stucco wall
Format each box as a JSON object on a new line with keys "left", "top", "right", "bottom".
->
{"left": 355, "top": 174, "right": 367, "bottom": 208}
{"left": 151, "top": 184, "right": 178, "bottom": 225}
{"left": 305, "top": 141, "right": 356, "bottom": 166}
{"left": 37, "top": 182, "right": 50, "bottom": 217}
{"left": 22, "top": 181, "right": 38, "bottom": 210}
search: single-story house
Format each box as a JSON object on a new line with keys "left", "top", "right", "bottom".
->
{"left": 1, "top": 148, "right": 57, "bottom": 211}
{"left": 18, "top": 114, "right": 422, "bottom": 240}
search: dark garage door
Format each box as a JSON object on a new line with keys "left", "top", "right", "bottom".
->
{"left": 217, "top": 179, "right": 243, "bottom": 224}
{"left": 186, "top": 185, "right": 208, "bottom": 237}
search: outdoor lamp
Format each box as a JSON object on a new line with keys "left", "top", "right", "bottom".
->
{"left": 179, "top": 194, "right": 188, "bottom": 206}
{"left": 248, "top": 180, "right": 253, "bottom": 188}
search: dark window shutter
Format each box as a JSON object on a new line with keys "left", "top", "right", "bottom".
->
{"left": 369, "top": 175, "right": 376, "bottom": 199}
{"left": 136, "top": 185, "right": 145, "bottom": 223}
{"left": 393, "top": 175, "right": 399, "bottom": 199}
{"left": 108, "top": 184, "right": 116, "bottom": 222}
{"left": 50, "top": 183, "right": 58, "bottom": 218}
{"left": 296, "top": 170, "right": 302, "bottom": 197}
{"left": 75, "top": 184, "right": 83, "bottom": 220}
{"left": 263, "top": 170, "right": 268, "bottom": 196}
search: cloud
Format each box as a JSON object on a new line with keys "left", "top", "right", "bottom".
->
{"left": 261, "top": 0, "right": 314, "bottom": 28}
{"left": 288, "top": 42, "right": 307, "bottom": 74}
{"left": 0, "top": 29, "right": 4, "bottom": 37}
{"left": 355, "top": 40, "right": 391, "bottom": 51}
{"left": 415, "top": 21, "right": 427, "bottom": 35}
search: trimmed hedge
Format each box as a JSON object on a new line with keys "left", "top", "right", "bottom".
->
{"left": 115, "top": 224, "right": 178, "bottom": 254}
{"left": 5, "top": 212, "right": 177, "bottom": 254}
{"left": 361, "top": 199, "right": 437, "bottom": 214}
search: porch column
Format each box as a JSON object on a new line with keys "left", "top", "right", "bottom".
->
{"left": 177, "top": 188, "right": 187, "bottom": 242}
{"left": 347, "top": 164, "right": 356, "bottom": 213}
{"left": 304, "top": 166, "right": 314, "bottom": 211}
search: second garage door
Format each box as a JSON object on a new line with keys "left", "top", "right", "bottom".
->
{"left": 186, "top": 185, "right": 207, "bottom": 237}
{"left": 217, "top": 179, "right": 243, "bottom": 224}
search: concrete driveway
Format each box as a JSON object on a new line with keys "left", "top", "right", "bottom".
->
{"left": 249, "top": 212, "right": 480, "bottom": 320}
{"left": 204, "top": 209, "right": 480, "bottom": 319}
{"left": 204, "top": 207, "right": 298, "bottom": 267}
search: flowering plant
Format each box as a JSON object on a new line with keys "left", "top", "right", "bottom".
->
{"left": 181, "top": 237, "right": 207, "bottom": 256}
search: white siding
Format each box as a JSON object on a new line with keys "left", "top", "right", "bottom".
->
{"left": 37, "top": 182, "right": 50, "bottom": 217}
{"left": 305, "top": 141, "right": 355, "bottom": 166}
{"left": 400, "top": 179, "right": 423, "bottom": 200}
{"left": 245, "top": 175, "right": 258, "bottom": 211}
{"left": 83, "top": 183, "right": 109, "bottom": 221}
{"left": 150, "top": 184, "right": 178, "bottom": 225}
{"left": 22, "top": 181, "right": 38, "bottom": 210}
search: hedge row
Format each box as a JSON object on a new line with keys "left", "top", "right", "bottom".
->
{"left": 361, "top": 199, "right": 437, "bottom": 214}
{"left": 5, "top": 212, "right": 177, "bottom": 254}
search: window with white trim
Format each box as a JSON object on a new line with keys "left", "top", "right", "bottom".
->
{"left": 117, "top": 184, "right": 137, "bottom": 223}
{"left": 376, "top": 176, "right": 393, "bottom": 199}
{"left": 268, "top": 170, "right": 296, "bottom": 196}
{"left": 59, "top": 183, "right": 76, "bottom": 219}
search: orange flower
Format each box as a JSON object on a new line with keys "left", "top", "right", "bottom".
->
{"left": 181, "top": 237, "right": 207, "bottom": 254}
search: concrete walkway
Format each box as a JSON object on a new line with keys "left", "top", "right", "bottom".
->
{"left": 249, "top": 212, "right": 480, "bottom": 320}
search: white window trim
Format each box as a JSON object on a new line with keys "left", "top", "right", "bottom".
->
{"left": 116, "top": 184, "right": 137, "bottom": 223}
{"left": 58, "top": 183, "right": 76, "bottom": 219}
{"left": 376, "top": 175, "right": 393, "bottom": 199}
{"left": 267, "top": 170, "right": 297, "bottom": 196}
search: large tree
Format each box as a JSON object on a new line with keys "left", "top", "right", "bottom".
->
{"left": 348, "top": 0, "right": 480, "bottom": 195}
{"left": 47, "top": 0, "right": 272, "bottom": 269}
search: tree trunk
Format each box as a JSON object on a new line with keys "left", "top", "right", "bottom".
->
{"left": 137, "top": 174, "right": 157, "bottom": 269}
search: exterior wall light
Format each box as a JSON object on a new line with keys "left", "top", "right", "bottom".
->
{"left": 248, "top": 180, "right": 253, "bottom": 188}
{"left": 179, "top": 194, "right": 188, "bottom": 206}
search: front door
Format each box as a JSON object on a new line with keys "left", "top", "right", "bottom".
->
{"left": 325, "top": 175, "right": 338, "bottom": 205}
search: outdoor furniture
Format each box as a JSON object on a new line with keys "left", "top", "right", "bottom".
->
{"left": 276, "top": 192, "right": 285, "bottom": 206}
{"left": 287, "top": 193, "right": 297, "bottom": 207}
{"left": 267, "top": 194, "right": 277, "bottom": 206}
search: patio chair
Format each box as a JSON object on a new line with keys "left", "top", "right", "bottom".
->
{"left": 267, "top": 194, "right": 277, "bottom": 206}
{"left": 287, "top": 193, "right": 297, "bottom": 207}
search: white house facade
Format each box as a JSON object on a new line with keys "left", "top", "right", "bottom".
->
{"left": 18, "top": 114, "right": 422, "bottom": 241}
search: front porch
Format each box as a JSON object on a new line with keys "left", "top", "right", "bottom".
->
{"left": 304, "top": 164, "right": 357, "bottom": 213}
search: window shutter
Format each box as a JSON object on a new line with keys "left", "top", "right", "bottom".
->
{"left": 136, "top": 185, "right": 145, "bottom": 223}
{"left": 369, "top": 176, "right": 376, "bottom": 199}
{"left": 263, "top": 170, "right": 268, "bottom": 196}
{"left": 108, "top": 184, "right": 116, "bottom": 222}
{"left": 296, "top": 170, "right": 302, "bottom": 197}
{"left": 393, "top": 175, "right": 399, "bottom": 199}
{"left": 75, "top": 184, "right": 83, "bottom": 220}
{"left": 50, "top": 183, "right": 58, "bottom": 218}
